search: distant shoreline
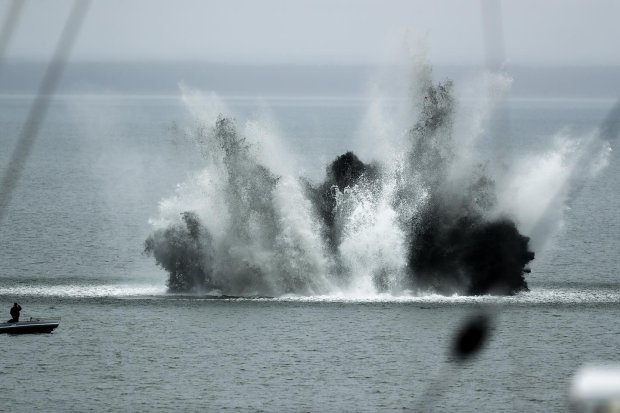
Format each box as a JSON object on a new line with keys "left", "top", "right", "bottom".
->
{"left": 0, "top": 93, "right": 616, "bottom": 106}
{"left": 0, "top": 61, "right": 618, "bottom": 99}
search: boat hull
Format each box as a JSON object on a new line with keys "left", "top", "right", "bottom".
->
{"left": 0, "top": 319, "right": 60, "bottom": 334}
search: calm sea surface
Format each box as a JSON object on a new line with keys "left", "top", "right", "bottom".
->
{"left": 0, "top": 95, "right": 618, "bottom": 412}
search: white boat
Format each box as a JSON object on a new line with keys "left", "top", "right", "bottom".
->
{"left": 0, "top": 318, "right": 60, "bottom": 334}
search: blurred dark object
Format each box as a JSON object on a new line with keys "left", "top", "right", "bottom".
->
{"left": 452, "top": 313, "right": 491, "bottom": 361}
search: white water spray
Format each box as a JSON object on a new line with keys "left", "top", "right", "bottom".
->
{"left": 146, "top": 60, "right": 611, "bottom": 297}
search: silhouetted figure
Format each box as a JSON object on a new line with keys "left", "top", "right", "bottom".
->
{"left": 8, "top": 303, "right": 21, "bottom": 323}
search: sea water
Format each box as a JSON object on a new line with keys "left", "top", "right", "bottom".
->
{"left": 0, "top": 95, "right": 618, "bottom": 412}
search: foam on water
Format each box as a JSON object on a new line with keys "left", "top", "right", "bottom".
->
{"left": 0, "top": 283, "right": 166, "bottom": 298}
{"left": 271, "top": 287, "right": 620, "bottom": 304}
{"left": 3, "top": 282, "right": 617, "bottom": 306}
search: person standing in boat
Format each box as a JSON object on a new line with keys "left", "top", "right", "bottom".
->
{"left": 8, "top": 302, "right": 21, "bottom": 323}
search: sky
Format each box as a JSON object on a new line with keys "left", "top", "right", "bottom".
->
{"left": 2, "top": 0, "right": 619, "bottom": 66}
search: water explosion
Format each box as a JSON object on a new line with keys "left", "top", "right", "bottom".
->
{"left": 144, "top": 64, "right": 609, "bottom": 297}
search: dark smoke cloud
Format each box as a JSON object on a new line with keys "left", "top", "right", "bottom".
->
{"left": 304, "top": 151, "right": 378, "bottom": 251}
{"left": 144, "top": 211, "right": 212, "bottom": 292}
{"left": 306, "top": 155, "right": 534, "bottom": 295}
{"left": 145, "top": 75, "right": 535, "bottom": 296}
{"left": 408, "top": 204, "right": 533, "bottom": 295}
{"left": 306, "top": 80, "right": 533, "bottom": 295}
{"left": 401, "top": 79, "right": 534, "bottom": 295}
{"left": 145, "top": 115, "right": 328, "bottom": 296}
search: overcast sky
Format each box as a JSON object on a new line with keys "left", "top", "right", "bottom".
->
{"left": 2, "top": 0, "right": 619, "bottom": 65}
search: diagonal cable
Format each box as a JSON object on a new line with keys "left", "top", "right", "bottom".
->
{"left": 0, "top": 0, "right": 91, "bottom": 225}
{"left": 0, "top": 0, "right": 25, "bottom": 67}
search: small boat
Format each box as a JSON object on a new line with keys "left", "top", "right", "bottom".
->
{"left": 0, "top": 318, "right": 60, "bottom": 334}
